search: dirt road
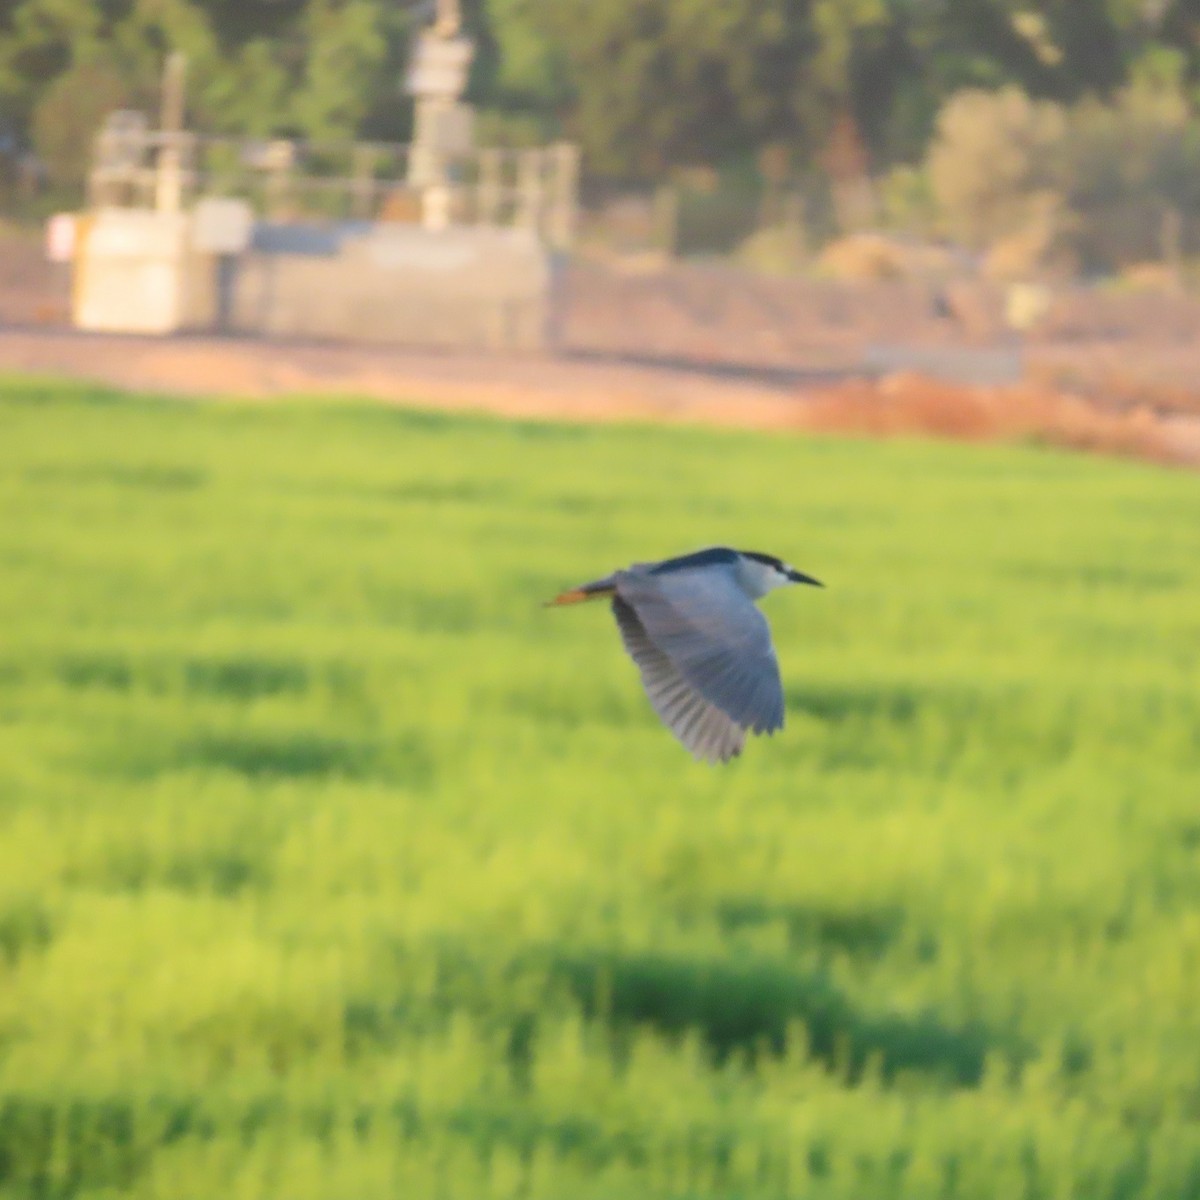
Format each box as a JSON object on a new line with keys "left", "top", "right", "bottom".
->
{"left": 2, "top": 234, "right": 1198, "bottom": 465}
{"left": 0, "top": 325, "right": 831, "bottom": 431}
{"left": 3, "top": 323, "right": 1197, "bottom": 469}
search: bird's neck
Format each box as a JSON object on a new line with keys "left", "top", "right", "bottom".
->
{"left": 737, "top": 559, "right": 786, "bottom": 599}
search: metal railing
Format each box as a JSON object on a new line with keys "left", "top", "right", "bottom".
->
{"left": 88, "top": 126, "right": 580, "bottom": 249}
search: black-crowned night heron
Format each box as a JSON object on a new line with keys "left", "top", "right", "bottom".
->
{"left": 546, "top": 547, "right": 822, "bottom": 763}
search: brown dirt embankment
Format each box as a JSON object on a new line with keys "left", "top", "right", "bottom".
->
{"left": 1, "top": 325, "right": 1197, "bottom": 469}
{"left": 802, "top": 371, "right": 1200, "bottom": 468}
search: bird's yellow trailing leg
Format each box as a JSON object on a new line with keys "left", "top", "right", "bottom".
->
{"left": 544, "top": 584, "right": 615, "bottom": 607}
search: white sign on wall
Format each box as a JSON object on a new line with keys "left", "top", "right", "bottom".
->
{"left": 45, "top": 213, "right": 77, "bottom": 263}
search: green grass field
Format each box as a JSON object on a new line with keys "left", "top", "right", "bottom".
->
{"left": 1, "top": 377, "right": 1199, "bottom": 1199}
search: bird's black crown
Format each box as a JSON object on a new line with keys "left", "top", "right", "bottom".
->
{"left": 740, "top": 550, "right": 787, "bottom": 571}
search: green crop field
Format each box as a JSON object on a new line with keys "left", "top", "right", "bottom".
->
{"left": 1, "top": 377, "right": 1199, "bottom": 1199}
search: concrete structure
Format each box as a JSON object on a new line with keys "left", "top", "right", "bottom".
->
{"left": 73, "top": 209, "right": 189, "bottom": 334}
{"left": 405, "top": 29, "right": 475, "bottom": 229}
{"left": 70, "top": 43, "right": 578, "bottom": 350}
{"left": 863, "top": 343, "right": 1024, "bottom": 386}
{"left": 224, "top": 221, "right": 556, "bottom": 349}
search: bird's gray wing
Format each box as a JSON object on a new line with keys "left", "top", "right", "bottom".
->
{"left": 614, "top": 567, "right": 785, "bottom": 734}
{"left": 612, "top": 595, "right": 745, "bottom": 763}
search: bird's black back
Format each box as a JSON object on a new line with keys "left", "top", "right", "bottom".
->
{"left": 649, "top": 547, "right": 783, "bottom": 575}
{"left": 648, "top": 547, "right": 740, "bottom": 575}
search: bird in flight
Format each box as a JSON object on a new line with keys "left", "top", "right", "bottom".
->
{"left": 546, "top": 547, "right": 822, "bottom": 763}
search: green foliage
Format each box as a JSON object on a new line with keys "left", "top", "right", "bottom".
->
{"left": 876, "top": 163, "right": 935, "bottom": 235}
{"left": 5, "top": 0, "right": 1200, "bottom": 187}
{"left": 473, "top": 0, "right": 571, "bottom": 115}
{"left": 1, "top": 0, "right": 399, "bottom": 152}
{"left": 31, "top": 61, "right": 134, "bottom": 186}
{"left": 521, "top": 0, "right": 829, "bottom": 175}
{"left": 1, "top": 378, "right": 1200, "bottom": 1197}
{"left": 290, "top": 0, "right": 386, "bottom": 142}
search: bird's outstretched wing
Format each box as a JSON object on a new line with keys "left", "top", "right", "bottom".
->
{"left": 614, "top": 566, "right": 785, "bottom": 736}
{"left": 611, "top": 595, "right": 745, "bottom": 763}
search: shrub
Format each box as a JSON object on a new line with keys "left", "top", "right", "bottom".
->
{"left": 926, "top": 82, "right": 1200, "bottom": 275}
{"left": 1058, "top": 87, "right": 1200, "bottom": 270}
{"left": 926, "top": 87, "right": 1066, "bottom": 251}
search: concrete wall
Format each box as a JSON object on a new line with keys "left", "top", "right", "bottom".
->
{"left": 227, "top": 222, "right": 559, "bottom": 350}
{"left": 72, "top": 211, "right": 562, "bottom": 350}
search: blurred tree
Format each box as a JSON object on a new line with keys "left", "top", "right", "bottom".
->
{"left": 927, "top": 86, "right": 1067, "bottom": 249}
{"left": 31, "top": 60, "right": 133, "bottom": 186}
{"left": 1058, "top": 77, "right": 1200, "bottom": 268}
{"left": 1, "top": 0, "right": 397, "bottom": 156}
{"left": 491, "top": 0, "right": 1190, "bottom": 176}
{"left": 845, "top": 0, "right": 1196, "bottom": 166}
{"left": 356, "top": 2, "right": 420, "bottom": 142}
{"left": 3, "top": 0, "right": 1200, "bottom": 190}
{"left": 526, "top": 0, "right": 837, "bottom": 175}
{"left": 473, "top": 0, "right": 571, "bottom": 112}
{"left": 0, "top": 0, "right": 102, "bottom": 134}
{"left": 290, "top": 0, "right": 386, "bottom": 140}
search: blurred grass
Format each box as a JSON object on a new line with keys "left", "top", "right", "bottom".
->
{"left": 1, "top": 375, "right": 1199, "bottom": 1198}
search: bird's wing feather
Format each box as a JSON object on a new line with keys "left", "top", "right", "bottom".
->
{"left": 612, "top": 595, "right": 744, "bottom": 763}
{"left": 614, "top": 567, "right": 785, "bottom": 734}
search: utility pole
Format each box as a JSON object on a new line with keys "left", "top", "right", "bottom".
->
{"left": 404, "top": 0, "right": 474, "bottom": 229}
{"left": 433, "top": 0, "right": 461, "bottom": 35}
{"left": 155, "top": 52, "right": 187, "bottom": 214}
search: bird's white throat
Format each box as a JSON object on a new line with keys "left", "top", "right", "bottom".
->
{"left": 737, "top": 557, "right": 792, "bottom": 599}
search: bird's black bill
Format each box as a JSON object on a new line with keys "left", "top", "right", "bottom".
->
{"left": 787, "top": 569, "right": 823, "bottom": 587}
